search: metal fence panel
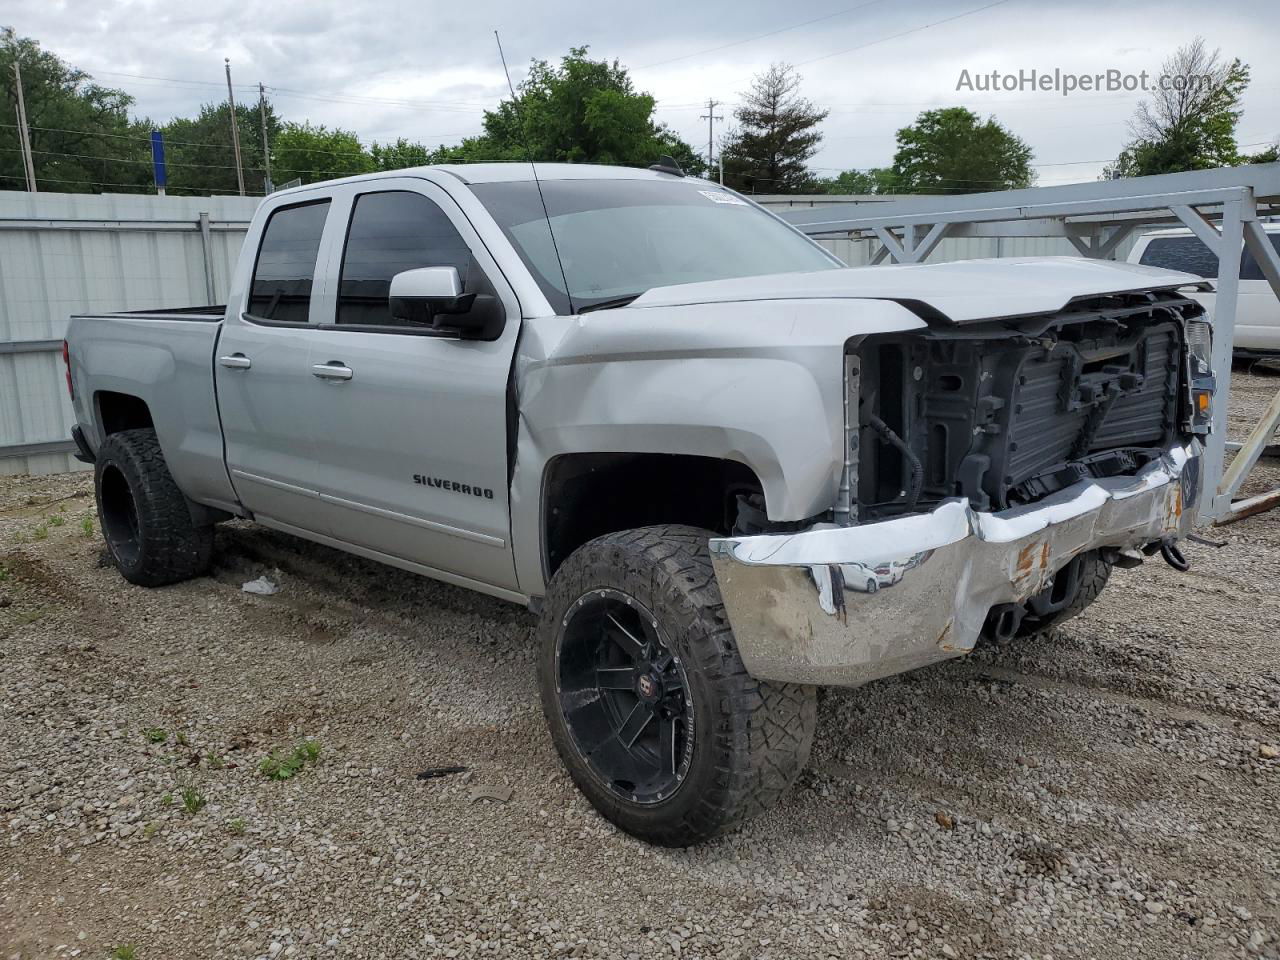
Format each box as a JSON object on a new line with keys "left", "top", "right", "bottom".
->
{"left": 0, "top": 190, "right": 258, "bottom": 475}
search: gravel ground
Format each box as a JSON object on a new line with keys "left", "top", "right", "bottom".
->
{"left": 2, "top": 370, "right": 1279, "bottom": 960}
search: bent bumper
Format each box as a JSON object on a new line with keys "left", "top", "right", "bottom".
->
{"left": 709, "top": 441, "right": 1201, "bottom": 687}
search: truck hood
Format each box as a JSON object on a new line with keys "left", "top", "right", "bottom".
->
{"left": 628, "top": 256, "right": 1205, "bottom": 323}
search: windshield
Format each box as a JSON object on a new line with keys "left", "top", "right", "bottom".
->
{"left": 470, "top": 178, "right": 842, "bottom": 314}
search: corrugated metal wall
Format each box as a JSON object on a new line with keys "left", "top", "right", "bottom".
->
{"left": 0, "top": 191, "right": 259, "bottom": 476}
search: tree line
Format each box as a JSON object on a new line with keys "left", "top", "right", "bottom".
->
{"left": 0, "top": 27, "right": 1274, "bottom": 199}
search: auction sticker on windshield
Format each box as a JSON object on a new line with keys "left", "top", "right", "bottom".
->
{"left": 698, "top": 190, "right": 747, "bottom": 205}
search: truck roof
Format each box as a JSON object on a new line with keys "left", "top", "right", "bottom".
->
{"left": 271, "top": 161, "right": 696, "bottom": 199}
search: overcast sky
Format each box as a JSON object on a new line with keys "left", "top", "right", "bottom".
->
{"left": 6, "top": 0, "right": 1278, "bottom": 188}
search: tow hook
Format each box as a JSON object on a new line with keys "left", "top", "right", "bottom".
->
{"left": 1159, "top": 539, "right": 1190, "bottom": 572}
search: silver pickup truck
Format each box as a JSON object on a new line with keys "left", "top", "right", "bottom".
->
{"left": 63, "top": 162, "right": 1215, "bottom": 846}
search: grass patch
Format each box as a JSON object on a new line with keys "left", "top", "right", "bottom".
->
{"left": 259, "top": 740, "right": 322, "bottom": 781}
{"left": 180, "top": 786, "right": 206, "bottom": 815}
{"left": 206, "top": 753, "right": 225, "bottom": 770}
{"left": 81, "top": 516, "right": 94, "bottom": 538}
{"left": 143, "top": 727, "right": 167, "bottom": 744}
{"left": 176, "top": 731, "right": 189, "bottom": 747}
{"left": 111, "top": 946, "right": 138, "bottom": 960}
{"left": 227, "top": 817, "right": 246, "bottom": 836}
{"left": 0, "top": 562, "right": 8, "bottom": 582}
{"left": 160, "top": 793, "right": 173, "bottom": 807}
{"left": 32, "top": 524, "right": 48, "bottom": 541}
{"left": 49, "top": 514, "right": 66, "bottom": 527}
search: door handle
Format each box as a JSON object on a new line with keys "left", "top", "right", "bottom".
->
{"left": 312, "top": 362, "right": 353, "bottom": 382}
{"left": 218, "top": 354, "right": 252, "bottom": 370}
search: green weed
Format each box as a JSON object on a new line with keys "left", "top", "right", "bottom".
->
{"left": 180, "top": 787, "right": 206, "bottom": 815}
{"left": 259, "top": 740, "right": 322, "bottom": 781}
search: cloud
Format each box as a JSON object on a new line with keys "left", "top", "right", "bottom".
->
{"left": 9, "top": 0, "right": 1277, "bottom": 186}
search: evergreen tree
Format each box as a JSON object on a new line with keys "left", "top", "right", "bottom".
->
{"left": 719, "top": 64, "right": 826, "bottom": 194}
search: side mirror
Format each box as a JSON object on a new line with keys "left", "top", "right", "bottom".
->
{"left": 389, "top": 267, "right": 476, "bottom": 326}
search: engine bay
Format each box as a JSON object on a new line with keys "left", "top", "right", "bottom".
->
{"left": 853, "top": 289, "right": 1207, "bottom": 521}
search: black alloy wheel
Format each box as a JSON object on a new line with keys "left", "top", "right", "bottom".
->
{"left": 555, "top": 589, "right": 694, "bottom": 804}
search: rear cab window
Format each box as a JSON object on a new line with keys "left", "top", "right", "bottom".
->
{"left": 247, "top": 200, "right": 331, "bottom": 323}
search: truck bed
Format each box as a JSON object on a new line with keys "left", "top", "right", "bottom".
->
{"left": 65, "top": 306, "right": 238, "bottom": 514}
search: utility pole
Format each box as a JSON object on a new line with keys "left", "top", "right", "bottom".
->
{"left": 12, "top": 62, "right": 37, "bottom": 192}
{"left": 224, "top": 58, "right": 245, "bottom": 196}
{"left": 699, "top": 98, "right": 722, "bottom": 178}
{"left": 258, "top": 82, "right": 273, "bottom": 194}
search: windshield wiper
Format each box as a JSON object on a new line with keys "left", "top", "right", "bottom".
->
{"left": 577, "top": 293, "right": 644, "bottom": 314}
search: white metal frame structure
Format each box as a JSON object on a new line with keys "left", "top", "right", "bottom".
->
{"left": 780, "top": 164, "right": 1280, "bottom": 525}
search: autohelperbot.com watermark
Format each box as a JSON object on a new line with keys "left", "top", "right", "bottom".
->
{"left": 956, "top": 68, "right": 1213, "bottom": 97}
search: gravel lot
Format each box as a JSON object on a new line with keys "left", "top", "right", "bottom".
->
{"left": 3, "top": 370, "right": 1279, "bottom": 960}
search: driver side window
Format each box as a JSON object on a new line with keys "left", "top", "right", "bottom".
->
{"left": 336, "top": 191, "right": 473, "bottom": 327}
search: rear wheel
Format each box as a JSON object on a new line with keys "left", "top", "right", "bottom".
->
{"left": 94, "top": 428, "right": 213, "bottom": 587}
{"left": 537, "top": 525, "right": 817, "bottom": 847}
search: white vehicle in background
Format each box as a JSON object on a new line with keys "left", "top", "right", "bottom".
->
{"left": 1129, "top": 223, "right": 1280, "bottom": 357}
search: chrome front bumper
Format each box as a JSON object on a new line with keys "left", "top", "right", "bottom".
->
{"left": 709, "top": 441, "right": 1201, "bottom": 687}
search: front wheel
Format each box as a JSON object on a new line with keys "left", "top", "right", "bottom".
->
{"left": 536, "top": 525, "right": 817, "bottom": 847}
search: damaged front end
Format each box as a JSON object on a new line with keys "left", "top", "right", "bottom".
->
{"left": 709, "top": 289, "right": 1213, "bottom": 687}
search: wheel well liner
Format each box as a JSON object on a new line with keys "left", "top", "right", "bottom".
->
{"left": 541, "top": 453, "right": 763, "bottom": 578}
{"left": 96, "top": 391, "right": 154, "bottom": 436}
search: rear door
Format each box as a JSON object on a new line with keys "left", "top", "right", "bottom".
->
{"left": 215, "top": 197, "right": 335, "bottom": 533}
{"left": 303, "top": 178, "right": 523, "bottom": 592}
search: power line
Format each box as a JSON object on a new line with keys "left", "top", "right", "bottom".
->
{"left": 795, "top": 0, "right": 1013, "bottom": 68}
{"left": 637, "top": 1, "right": 884, "bottom": 70}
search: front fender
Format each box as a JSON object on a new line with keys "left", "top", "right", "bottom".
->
{"left": 508, "top": 298, "right": 926, "bottom": 595}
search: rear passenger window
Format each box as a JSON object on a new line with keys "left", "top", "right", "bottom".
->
{"left": 248, "top": 200, "right": 330, "bottom": 323}
{"left": 1139, "top": 236, "right": 1219, "bottom": 278}
{"left": 1241, "top": 234, "right": 1280, "bottom": 281}
{"left": 336, "top": 191, "right": 472, "bottom": 327}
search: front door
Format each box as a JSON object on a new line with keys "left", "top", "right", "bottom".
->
{"left": 303, "top": 182, "right": 522, "bottom": 592}
{"left": 216, "top": 197, "right": 333, "bottom": 533}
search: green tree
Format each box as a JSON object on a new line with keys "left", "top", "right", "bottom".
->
{"left": 161, "top": 100, "right": 280, "bottom": 195}
{"left": 370, "top": 137, "right": 432, "bottom": 172}
{"left": 430, "top": 47, "right": 704, "bottom": 174}
{"left": 273, "top": 122, "right": 374, "bottom": 185}
{"left": 1243, "top": 143, "right": 1278, "bottom": 165}
{"left": 816, "top": 167, "right": 899, "bottom": 195}
{"left": 719, "top": 64, "right": 826, "bottom": 194}
{"left": 890, "top": 107, "right": 1033, "bottom": 194}
{"left": 0, "top": 28, "right": 151, "bottom": 193}
{"left": 1103, "top": 38, "right": 1250, "bottom": 178}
